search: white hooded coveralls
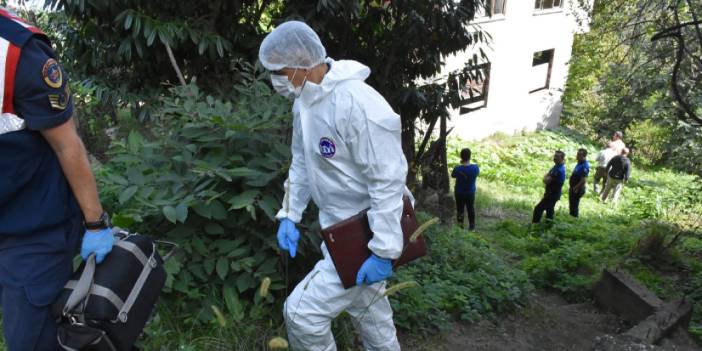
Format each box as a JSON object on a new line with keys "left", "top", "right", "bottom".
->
{"left": 277, "top": 58, "right": 408, "bottom": 351}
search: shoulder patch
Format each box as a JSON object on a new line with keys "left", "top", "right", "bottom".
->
{"left": 42, "top": 58, "right": 62, "bottom": 88}
{"left": 48, "top": 84, "right": 70, "bottom": 110}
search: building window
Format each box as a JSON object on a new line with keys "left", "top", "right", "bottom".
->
{"left": 486, "top": 0, "right": 507, "bottom": 16}
{"left": 529, "top": 49, "right": 554, "bottom": 93}
{"left": 459, "top": 62, "right": 491, "bottom": 114}
{"left": 534, "top": 0, "right": 564, "bottom": 10}
{"left": 474, "top": 0, "right": 506, "bottom": 17}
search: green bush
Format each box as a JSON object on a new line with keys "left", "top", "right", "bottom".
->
{"left": 98, "top": 65, "right": 295, "bottom": 333}
{"left": 390, "top": 215, "right": 533, "bottom": 334}
{"left": 625, "top": 119, "right": 671, "bottom": 166}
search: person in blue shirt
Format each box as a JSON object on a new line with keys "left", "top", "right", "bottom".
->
{"left": 532, "top": 150, "right": 566, "bottom": 223}
{"left": 568, "top": 148, "right": 590, "bottom": 217}
{"left": 452, "top": 148, "right": 480, "bottom": 230}
{"left": 0, "top": 9, "right": 113, "bottom": 350}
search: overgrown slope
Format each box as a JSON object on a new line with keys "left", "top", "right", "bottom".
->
{"left": 447, "top": 129, "right": 702, "bottom": 340}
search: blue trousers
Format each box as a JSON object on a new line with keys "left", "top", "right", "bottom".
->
{"left": 0, "top": 218, "right": 81, "bottom": 351}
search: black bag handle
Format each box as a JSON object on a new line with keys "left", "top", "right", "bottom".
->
{"left": 63, "top": 254, "right": 96, "bottom": 316}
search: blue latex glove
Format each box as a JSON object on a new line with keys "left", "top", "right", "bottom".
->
{"left": 277, "top": 218, "right": 300, "bottom": 258}
{"left": 81, "top": 228, "right": 114, "bottom": 264}
{"left": 356, "top": 253, "right": 393, "bottom": 286}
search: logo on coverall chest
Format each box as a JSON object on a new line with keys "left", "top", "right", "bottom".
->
{"left": 319, "top": 137, "right": 336, "bottom": 158}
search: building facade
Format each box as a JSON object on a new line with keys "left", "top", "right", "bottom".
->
{"left": 444, "top": 0, "right": 591, "bottom": 140}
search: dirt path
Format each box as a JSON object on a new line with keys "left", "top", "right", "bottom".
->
{"left": 399, "top": 291, "right": 628, "bottom": 351}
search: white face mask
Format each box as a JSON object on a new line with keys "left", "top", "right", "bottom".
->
{"left": 271, "top": 74, "right": 295, "bottom": 99}
{"left": 270, "top": 69, "right": 308, "bottom": 99}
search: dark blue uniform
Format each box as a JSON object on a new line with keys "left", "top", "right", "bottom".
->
{"left": 452, "top": 164, "right": 480, "bottom": 229}
{"left": 568, "top": 160, "right": 590, "bottom": 217}
{"left": 0, "top": 12, "right": 81, "bottom": 351}
{"left": 532, "top": 163, "right": 565, "bottom": 223}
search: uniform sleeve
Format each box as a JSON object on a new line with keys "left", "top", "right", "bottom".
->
{"left": 451, "top": 166, "right": 458, "bottom": 178}
{"left": 338, "top": 88, "right": 407, "bottom": 260}
{"left": 559, "top": 167, "right": 566, "bottom": 183}
{"left": 14, "top": 37, "right": 73, "bottom": 130}
{"left": 275, "top": 108, "right": 311, "bottom": 223}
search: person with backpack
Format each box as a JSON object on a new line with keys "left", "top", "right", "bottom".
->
{"left": 452, "top": 148, "right": 480, "bottom": 230}
{"left": 601, "top": 148, "right": 631, "bottom": 203}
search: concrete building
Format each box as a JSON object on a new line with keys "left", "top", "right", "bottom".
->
{"left": 443, "top": 0, "right": 592, "bottom": 140}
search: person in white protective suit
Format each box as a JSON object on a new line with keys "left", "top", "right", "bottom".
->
{"left": 259, "top": 21, "right": 411, "bottom": 351}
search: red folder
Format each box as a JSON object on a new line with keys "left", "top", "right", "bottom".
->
{"left": 320, "top": 196, "right": 428, "bottom": 289}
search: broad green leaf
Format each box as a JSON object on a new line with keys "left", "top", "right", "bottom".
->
{"left": 214, "top": 239, "right": 244, "bottom": 253}
{"left": 236, "top": 272, "right": 254, "bottom": 293}
{"left": 228, "top": 167, "right": 256, "bottom": 178}
{"left": 228, "top": 190, "right": 259, "bottom": 210}
{"left": 216, "top": 257, "right": 229, "bottom": 280}
{"left": 163, "top": 206, "right": 177, "bottom": 223}
{"left": 210, "top": 200, "right": 228, "bottom": 220}
{"left": 192, "top": 202, "right": 212, "bottom": 219}
{"left": 175, "top": 203, "right": 188, "bottom": 223}
{"left": 119, "top": 185, "right": 138, "bottom": 204}
{"left": 223, "top": 285, "right": 244, "bottom": 322}
{"left": 204, "top": 223, "right": 225, "bottom": 235}
{"left": 127, "top": 131, "right": 143, "bottom": 152}
{"left": 227, "top": 247, "right": 248, "bottom": 258}
{"left": 258, "top": 195, "right": 278, "bottom": 220}
{"left": 192, "top": 238, "right": 208, "bottom": 255}
{"left": 124, "top": 13, "right": 133, "bottom": 29}
{"left": 203, "top": 258, "right": 215, "bottom": 275}
{"left": 111, "top": 213, "right": 135, "bottom": 228}
{"left": 105, "top": 173, "right": 128, "bottom": 186}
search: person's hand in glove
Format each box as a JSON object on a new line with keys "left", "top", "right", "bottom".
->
{"left": 356, "top": 253, "right": 393, "bottom": 285}
{"left": 81, "top": 228, "right": 114, "bottom": 264}
{"left": 277, "top": 218, "right": 300, "bottom": 258}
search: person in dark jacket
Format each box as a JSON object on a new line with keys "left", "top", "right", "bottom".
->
{"left": 601, "top": 148, "right": 631, "bottom": 203}
{"left": 452, "top": 148, "right": 480, "bottom": 230}
{"left": 568, "top": 149, "right": 590, "bottom": 217}
{"left": 533, "top": 150, "right": 566, "bottom": 223}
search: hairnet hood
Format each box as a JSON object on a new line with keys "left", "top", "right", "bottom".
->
{"left": 259, "top": 21, "right": 327, "bottom": 70}
{"left": 298, "top": 58, "right": 371, "bottom": 106}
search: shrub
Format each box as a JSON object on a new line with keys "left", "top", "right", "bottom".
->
{"left": 390, "top": 215, "right": 533, "bottom": 333}
{"left": 625, "top": 119, "right": 672, "bottom": 166}
{"left": 98, "top": 65, "right": 296, "bottom": 330}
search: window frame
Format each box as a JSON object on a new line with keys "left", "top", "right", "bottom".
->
{"left": 534, "top": 0, "right": 564, "bottom": 11}
{"left": 529, "top": 49, "right": 554, "bottom": 93}
{"left": 459, "top": 62, "right": 491, "bottom": 114}
{"left": 485, "top": 0, "right": 507, "bottom": 16}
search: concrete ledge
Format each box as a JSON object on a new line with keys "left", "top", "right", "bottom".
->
{"left": 593, "top": 269, "right": 664, "bottom": 323}
{"left": 592, "top": 334, "right": 659, "bottom": 351}
{"left": 625, "top": 299, "right": 694, "bottom": 344}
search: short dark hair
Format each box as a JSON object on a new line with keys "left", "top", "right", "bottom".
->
{"left": 555, "top": 150, "right": 565, "bottom": 159}
{"left": 460, "top": 148, "right": 471, "bottom": 162}
{"left": 578, "top": 148, "right": 588, "bottom": 156}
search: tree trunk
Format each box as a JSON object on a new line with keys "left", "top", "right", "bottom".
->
{"left": 402, "top": 116, "right": 417, "bottom": 190}
{"left": 437, "top": 114, "right": 454, "bottom": 225}
{"left": 439, "top": 114, "right": 450, "bottom": 194}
